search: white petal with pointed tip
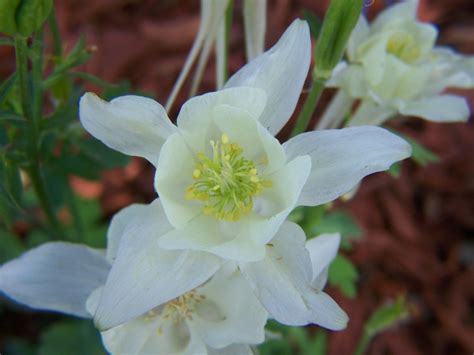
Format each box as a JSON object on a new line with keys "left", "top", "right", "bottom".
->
{"left": 0, "top": 242, "right": 109, "bottom": 318}
{"left": 283, "top": 126, "right": 412, "bottom": 207}
{"left": 240, "top": 221, "right": 348, "bottom": 329}
{"left": 79, "top": 93, "right": 176, "bottom": 167}
{"left": 94, "top": 199, "right": 221, "bottom": 330}
{"left": 239, "top": 221, "right": 312, "bottom": 325}
{"left": 399, "top": 95, "right": 470, "bottom": 122}
{"left": 225, "top": 19, "right": 311, "bottom": 135}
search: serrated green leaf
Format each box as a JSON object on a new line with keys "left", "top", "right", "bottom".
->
{"left": 328, "top": 254, "right": 358, "bottom": 298}
{"left": 38, "top": 319, "right": 105, "bottom": 355}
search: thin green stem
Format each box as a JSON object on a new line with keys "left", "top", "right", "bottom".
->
{"left": 48, "top": 6, "right": 63, "bottom": 58}
{"left": 14, "top": 35, "right": 30, "bottom": 119}
{"left": 353, "top": 330, "right": 371, "bottom": 355}
{"left": 15, "top": 31, "right": 63, "bottom": 238}
{"left": 290, "top": 77, "right": 326, "bottom": 137}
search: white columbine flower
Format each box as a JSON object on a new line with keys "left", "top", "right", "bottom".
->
{"left": 79, "top": 19, "right": 410, "bottom": 263}
{"left": 0, "top": 206, "right": 267, "bottom": 355}
{"left": 89, "top": 198, "right": 348, "bottom": 331}
{"left": 327, "top": 0, "right": 474, "bottom": 126}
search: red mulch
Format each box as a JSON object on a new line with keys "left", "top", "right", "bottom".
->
{"left": 1, "top": 1, "right": 473, "bottom": 354}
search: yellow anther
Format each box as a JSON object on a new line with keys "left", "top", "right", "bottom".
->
{"left": 186, "top": 135, "right": 272, "bottom": 221}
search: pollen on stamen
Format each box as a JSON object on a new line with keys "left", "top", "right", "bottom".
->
{"left": 185, "top": 132, "right": 272, "bottom": 221}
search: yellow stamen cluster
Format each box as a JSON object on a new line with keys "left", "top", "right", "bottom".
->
{"left": 186, "top": 133, "right": 272, "bottom": 221}
{"left": 387, "top": 31, "right": 421, "bottom": 63}
{"left": 161, "top": 291, "right": 205, "bottom": 324}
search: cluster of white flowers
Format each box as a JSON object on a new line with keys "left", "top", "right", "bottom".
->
{"left": 0, "top": 16, "right": 415, "bottom": 355}
{"left": 323, "top": 0, "right": 474, "bottom": 128}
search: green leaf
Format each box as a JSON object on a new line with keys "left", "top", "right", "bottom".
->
{"left": 38, "top": 319, "right": 105, "bottom": 355}
{"left": 0, "top": 156, "right": 23, "bottom": 210}
{"left": 328, "top": 254, "right": 358, "bottom": 298}
{"left": 354, "top": 296, "right": 410, "bottom": 355}
{"left": 78, "top": 139, "right": 129, "bottom": 169}
{"left": 0, "top": 229, "right": 25, "bottom": 262}
{"left": 0, "top": 73, "right": 17, "bottom": 105}
{"left": 310, "top": 210, "right": 362, "bottom": 249}
{"left": 365, "top": 295, "right": 409, "bottom": 336}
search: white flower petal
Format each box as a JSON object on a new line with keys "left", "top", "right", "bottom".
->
{"left": 0, "top": 242, "right": 109, "bottom": 318}
{"left": 239, "top": 221, "right": 312, "bottom": 325}
{"left": 243, "top": 0, "right": 267, "bottom": 61}
{"left": 347, "top": 16, "right": 369, "bottom": 61}
{"left": 158, "top": 214, "right": 268, "bottom": 262}
{"left": 155, "top": 133, "right": 203, "bottom": 228}
{"left": 79, "top": 93, "right": 176, "bottom": 167}
{"left": 304, "top": 291, "right": 349, "bottom": 331}
{"left": 372, "top": 0, "right": 418, "bottom": 31}
{"left": 225, "top": 19, "right": 311, "bottom": 135}
{"left": 105, "top": 203, "right": 152, "bottom": 263}
{"left": 192, "top": 265, "right": 267, "bottom": 348}
{"left": 306, "top": 234, "right": 341, "bottom": 291}
{"left": 176, "top": 87, "right": 267, "bottom": 152}
{"left": 349, "top": 100, "right": 396, "bottom": 126}
{"left": 399, "top": 95, "right": 470, "bottom": 122}
{"left": 283, "top": 126, "right": 411, "bottom": 206}
{"left": 208, "top": 344, "right": 253, "bottom": 355}
{"left": 94, "top": 200, "right": 221, "bottom": 330}
{"left": 213, "top": 104, "right": 286, "bottom": 175}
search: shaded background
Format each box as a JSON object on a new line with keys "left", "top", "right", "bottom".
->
{"left": 0, "top": 0, "right": 473, "bottom": 354}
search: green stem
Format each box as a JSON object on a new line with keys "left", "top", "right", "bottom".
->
{"left": 353, "top": 330, "right": 371, "bottom": 355}
{"left": 290, "top": 77, "right": 326, "bottom": 137}
{"left": 48, "top": 6, "right": 63, "bottom": 57}
{"left": 14, "top": 35, "right": 30, "bottom": 119}
{"left": 15, "top": 32, "right": 63, "bottom": 238}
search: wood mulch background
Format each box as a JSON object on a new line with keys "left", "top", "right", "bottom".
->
{"left": 0, "top": 0, "right": 473, "bottom": 354}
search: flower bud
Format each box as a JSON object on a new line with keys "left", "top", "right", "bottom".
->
{"left": 314, "top": 0, "right": 364, "bottom": 80}
{"left": 0, "top": 0, "right": 52, "bottom": 36}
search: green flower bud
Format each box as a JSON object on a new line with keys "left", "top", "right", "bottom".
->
{"left": 314, "top": 0, "right": 364, "bottom": 80}
{"left": 0, "top": 0, "right": 52, "bottom": 36}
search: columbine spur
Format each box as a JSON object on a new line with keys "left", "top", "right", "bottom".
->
{"left": 0, "top": 202, "right": 267, "bottom": 355}
{"left": 79, "top": 19, "right": 411, "bottom": 263}
{"left": 325, "top": 0, "right": 474, "bottom": 126}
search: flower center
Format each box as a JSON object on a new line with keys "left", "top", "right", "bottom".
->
{"left": 186, "top": 133, "right": 272, "bottom": 222}
{"left": 387, "top": 31, "right": 420, "bottom": 63}
{"left": 161, "top": 291, "right": 205, "bottom": 323}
